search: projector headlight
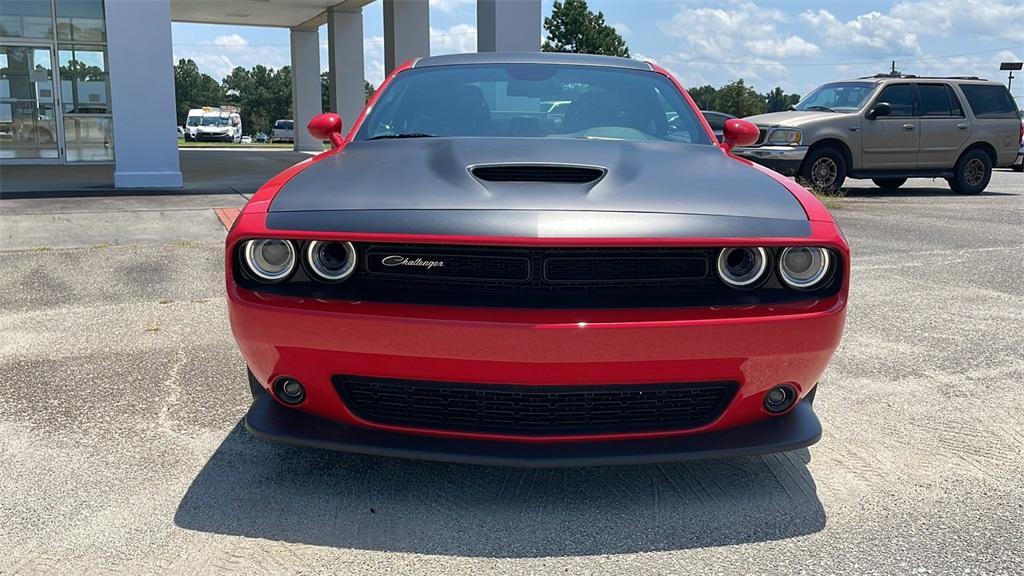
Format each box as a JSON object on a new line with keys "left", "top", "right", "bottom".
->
{"left": 778, "top": 247, "right": 832, "bottom": 290}
{"left": 242, "top": 239, "right": 297, "bottom": 282}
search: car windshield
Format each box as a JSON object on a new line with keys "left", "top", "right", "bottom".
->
{"left": 355, "top": 64, "right": 713, "bottom": 144}
{"left": 794, "top": 82, "right": 877, "bottom": 112}
{"left": 186, "top": 116, "right": 201, "bottom": 126}
{"left": 200, "top": 116, "right": 229, "bottom": 127}
{"left": 274, "top": 121, "right": 293, "bottom": 130}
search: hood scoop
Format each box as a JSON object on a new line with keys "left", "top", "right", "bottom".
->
{"left": 470, "top": 164, "right": 605, "bottom": 184}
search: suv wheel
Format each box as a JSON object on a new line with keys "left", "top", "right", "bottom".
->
{"left": 948, "top": 149, "right": 992, "bottom": 195}
{"left": 872, "top": 178, "right": 907, "bottom": 189}
{"left": 800, "top": 147, "right": 847, "bottom": 194}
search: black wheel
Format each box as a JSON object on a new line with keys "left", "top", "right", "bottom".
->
{"left": 1013, "top": 163, "right": 1023, "bottom": 173}
{"left": 948, "top": 149, "right": 992, "bottom": 195}
{"left": 799, "top": 147, "right": 847, "bottom": 194}
{"left": 872, "top": 178, "right": 907, "bottom": 189}
{"left": 247, "top": 368, "right": 264, "bottom": 400}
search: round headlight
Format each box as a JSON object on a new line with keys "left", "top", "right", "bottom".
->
{"left": 717, "top": 247, "right": 769, "bottom": 288}
{"left": 305, "top": 241, "right": 357, "bottom": 282}
{"left": 778, "top": 247, "right": 832, "bottom": 290}
{"left": 243, "top": 239, "right": 296, "bottom": 282}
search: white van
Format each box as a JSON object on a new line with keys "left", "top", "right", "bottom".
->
{"left": 184, "top": 106, "right": 242, "bottom": 143}
{"left": 271, "top": 119, "right": 295, "bottom": 143}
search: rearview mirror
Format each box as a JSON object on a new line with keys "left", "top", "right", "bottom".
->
{"left": 867, "top": 102, "right": 892, "bottom": 120}
{"left": 307, "top": 113, "right": 345, "bottom": 148}
{"left": 721, "top": 118, "right": 759, "bottom": 150}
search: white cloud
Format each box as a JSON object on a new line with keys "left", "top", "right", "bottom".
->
{"left": 799, "top": 9, "right": 920, "bottom": 57}
{"left": 610, "top": 21, "right": 631, "bottom": 37}
{"left": 212, "top": 33, "right": 247, "bottom": 50}
{"left": 429, "top": 0, "right": 473, "bottom": 14}
{"left": 658, "top": 1, "right": 819, "bottom": 83}
{"left": 745, "top": 36, "right": 820, "bottom": 59}
{"left": 430, "top": 24, "right": 477, "bottom": 55}
{"left": 890, "top": 0, "right": 1024, "bottom": 42}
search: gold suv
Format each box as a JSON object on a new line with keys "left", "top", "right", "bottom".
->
{"left": 734, "top": 75, "right": 1022, "bottom": 195}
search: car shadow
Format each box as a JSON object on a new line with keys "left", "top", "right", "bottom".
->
{"left": 174, "top": 422, "right": 825, "bottom": 557}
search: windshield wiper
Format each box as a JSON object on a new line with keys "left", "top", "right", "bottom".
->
{"left": 803, "top": 105, "right": 837, "bottom": 113}
{"left": 368, "top": 132, "right": 436, "bottom": 140}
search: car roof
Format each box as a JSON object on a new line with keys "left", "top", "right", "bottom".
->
{"left": 411, "top": 51, "right": 653, "bottom": 71}
{"left": 835, "top": 76, "right": 996, "bottom": 85}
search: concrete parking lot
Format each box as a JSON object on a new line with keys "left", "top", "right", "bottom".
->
{"left": 1, "top": 172, "right": 1022, "bottom": 575}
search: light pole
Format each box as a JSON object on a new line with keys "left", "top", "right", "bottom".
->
{"left": 1000, "top": 62, "right": 1022, "bottom": 92}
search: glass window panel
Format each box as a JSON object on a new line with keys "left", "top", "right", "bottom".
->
{"left": 0, "top": 46, "right": 58, "bottom": 159}
{"left": 56, "top": 0, "right": 106, "bottom": 43}
{"left": 0, "top": 0, "right": 54, "bottom": 39}
{"left": 63, "top": 115, "right": 112, "bottom": 162}
{"left": 877, "top": 84, "right": 914, "bottom": 117}
{"left": 59, "top": 45, "right": 109, "bottom": 114}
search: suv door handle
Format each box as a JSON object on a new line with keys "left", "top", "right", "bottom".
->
{"left": 902, "top": 123, "right": 915, "bottom": 131}
{"left": 956, "top": 123, "right": 968, "bottom": 130}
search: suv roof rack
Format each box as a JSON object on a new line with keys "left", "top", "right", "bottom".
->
{"left": 859, "top": 73, "right": 988, "bottom": 81}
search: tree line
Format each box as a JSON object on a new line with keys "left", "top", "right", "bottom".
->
{"left": 173, "top": 58, "right": 374, "bottom": 136}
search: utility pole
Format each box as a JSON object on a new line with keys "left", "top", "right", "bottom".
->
{"left": 1000, "top": 62, "right": 1022, "bottom": 92}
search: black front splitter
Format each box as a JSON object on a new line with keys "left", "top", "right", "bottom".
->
{"left": 244, "top": 389, "right": 821, "bottom": 468}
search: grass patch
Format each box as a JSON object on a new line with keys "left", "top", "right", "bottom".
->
{"left": 812, "top": 189, "right": 847, "bottom": 210}
{"left": 144, "top": 322, "right": 161, "bottom": 333}
{"left": 31, "top": 246, "right": 52, "bottom": 252}
{"left": 170, "top": 240, "right": 199, "bottom": 248}
{"left": 158, "top": 299, "right": 173, "bottom": 305}
{"left": 92, "top": 243, "right": 111, "bottom": 250}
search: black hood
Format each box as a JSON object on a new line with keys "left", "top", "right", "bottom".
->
{"left": 266, "top": 138, "right": 810, "bottom": 239}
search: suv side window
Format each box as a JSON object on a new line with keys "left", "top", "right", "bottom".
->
{"left": 944, "top": 85, "right": 964, "bottom": 116}
{"left": 959, "top": 84, "right": 1019, "bottom": 119}
{"left": 918, "top": 84, "right": 960, "bottom": 117}
{"left": 876, "top": 84, "right": 914, "bottom": 116}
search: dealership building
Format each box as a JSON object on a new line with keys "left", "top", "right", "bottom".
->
{"left": 0, "top": 0, "right": 541, "bottom": 188}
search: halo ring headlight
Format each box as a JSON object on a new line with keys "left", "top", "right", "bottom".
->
{"left": 778, "top": 247, "right": 832, "bottom": 290}
{"left": 243, "top": 239, "right": 296, "bottom": 282}
{"left": 305, "top": 240, "right": 357, "bottom": 282}
{"left": 716, "top": 247, "right": 769, "bottom": 289}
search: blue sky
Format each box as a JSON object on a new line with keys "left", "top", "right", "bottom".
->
{"left": 171, "top": 0, "right": 1024, "bottom": 104}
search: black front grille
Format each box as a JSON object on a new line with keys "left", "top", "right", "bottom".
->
{"left": 235, "top": 243, "right": 843, "bottom": 308}
{"left": 471, "top": 164, "right": 604, "bottom": 183}
{"left": 335, "top": 376, "right": 737, "bottom": 435}
{"left": 756, "top": 128, "right": 768, "bottom": 145}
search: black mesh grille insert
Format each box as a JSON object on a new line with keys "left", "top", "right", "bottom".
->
{"left": 471, "top": 165, "right": 604, "bottom": 183}
{"left": 335, "top": 376, "right": 738, "bottom": 435}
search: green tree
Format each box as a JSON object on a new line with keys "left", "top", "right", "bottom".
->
{"left": 322, "top": 73, "right": 378, "bottom": 112}
{"left": 173, "top": 58, "right": 223, "bottom": 125}
{"left": 542, "top": 0, "right": 629, "bottom": 57}
{"left": 764, "top": 86, "right": 801, "bottom": 113}
{"left": 687, "top": 85, "right": 718, "bottom": 111}
{"left": 222, "top": 64, "right": 292, "bottom": 135}
{"left": 712, "top": 79, "right": 766, "bottom": 117}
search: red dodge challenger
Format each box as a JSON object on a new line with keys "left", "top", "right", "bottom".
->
{"left": 226, "top": 52, "right": 849, "bottom": 467}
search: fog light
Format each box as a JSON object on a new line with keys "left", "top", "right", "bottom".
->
{"left": 764, "top": 385, "right": 797, "bottom": 413}
{"left": 274, "top": 377, "right": 306, "bottom": 405}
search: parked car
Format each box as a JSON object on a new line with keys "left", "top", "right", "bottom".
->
{"left": 227, "top": 52, "right": 849, "bottom": 466}
{"left": 185, "top": 106, "right": 243, "bottom": 143}
{"left": 1014, "top": 120, "right": 1023, "bottom": 172}
{"left": 241, "top": 135, "right": 253, "bottom": 144}
{"left": 254, "top": 132, "right": 269, "bottom": 143}
{"left": 734, "top": 75, "right": 1022, "bottom": 194}
{"left": 271, "top": 119, "right": 295, "bottom": 143}
{"left": 701, "top": 110, "right": 737, "bottom": 142}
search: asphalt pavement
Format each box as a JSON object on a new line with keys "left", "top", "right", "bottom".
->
{"left": 1, "top": 171, "right": 1022, "bottom": 575}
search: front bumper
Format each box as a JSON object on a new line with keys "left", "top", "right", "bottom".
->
{"left": 245, "top": 385, "right": 821, "bottom": 467}
{"left": 734, "top": 146, "right": 808, "bottom": 176}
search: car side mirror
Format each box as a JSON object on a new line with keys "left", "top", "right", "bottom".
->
{"left": 721, "top": 118, "right": 759, "bottom": 150}
{"left": 307, "top": 113, "right": 345, "bottom": 148}
{"left": 867, "top": 102, "right": 892, "bottom": 120}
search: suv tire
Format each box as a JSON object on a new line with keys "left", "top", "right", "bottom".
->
{"left": 872, "top": 178, "right": 907, "bottom": 190}
{"left": 800, "top": 147, "right": 847, "bottom": 194}
{"left": 948, "top": 149, "right": 992, "bottom": 195}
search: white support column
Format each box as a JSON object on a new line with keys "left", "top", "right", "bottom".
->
{"left": 383, "top": 0, "right": 429, "bottom": 73}
{"left": 327, "top": 7, "right": 366, "bottom": 133}
{"left": 105, "top": 0, "right": 181, "bottom": 188}
{"left": 290, "top": 27, "right": 322, "bottom": 152}
{"left": 477, "top": 0, "right": 542, "bottom": 52}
